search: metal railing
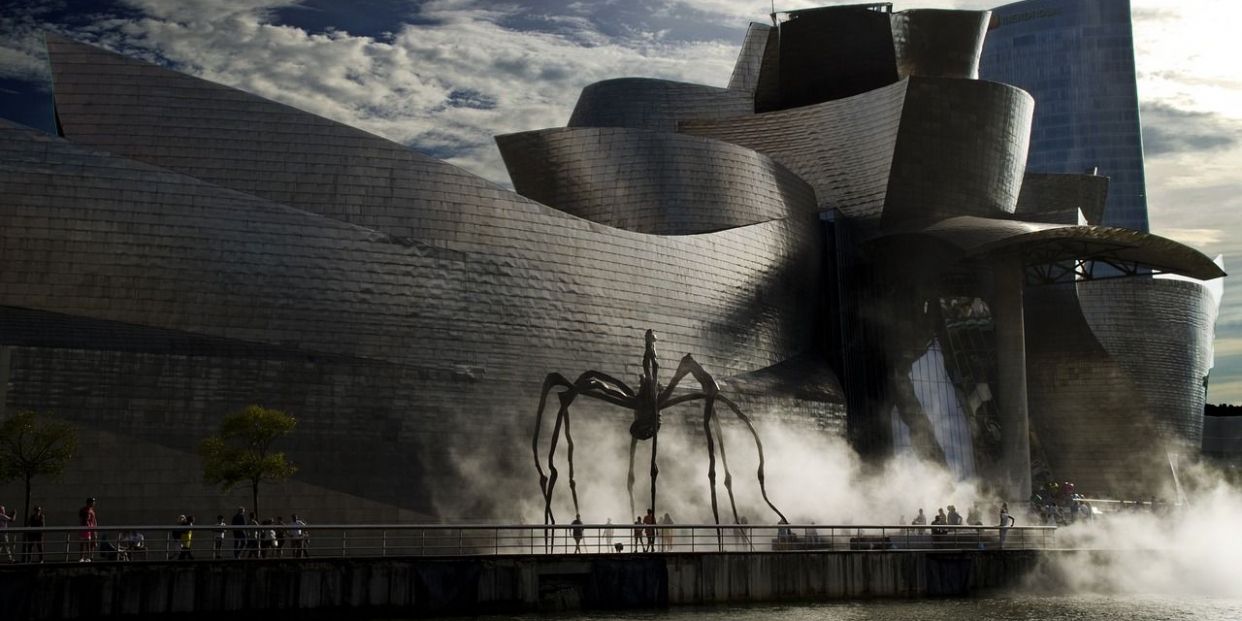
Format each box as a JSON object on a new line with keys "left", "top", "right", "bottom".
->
{"left": 0, "top": 523, "right": 1056, "bottom": 564}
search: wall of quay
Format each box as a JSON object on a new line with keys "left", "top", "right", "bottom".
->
{"left": 0, "top": 550, "right": 1046, "bottom": 619}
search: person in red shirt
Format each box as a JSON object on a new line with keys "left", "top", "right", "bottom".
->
{"left": 79, "top": 497, "right": 97, "bottom": 562}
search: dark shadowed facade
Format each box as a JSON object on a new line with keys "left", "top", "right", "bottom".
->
{"left": 0, "top": 2, "right": 1225, "bottom": 523}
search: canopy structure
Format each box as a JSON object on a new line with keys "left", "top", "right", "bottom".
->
{"left": 868, "top": 215, "right": 1227, "bottom": 285}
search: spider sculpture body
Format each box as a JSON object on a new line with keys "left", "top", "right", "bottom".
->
{"left": 532, "top": 330, "right": 787, "bottom": 533}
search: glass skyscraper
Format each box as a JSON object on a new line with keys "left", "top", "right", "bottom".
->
{"left": 980, "top": 0, "right": 1149, "bottom": 232}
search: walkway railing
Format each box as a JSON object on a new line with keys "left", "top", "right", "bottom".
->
{"left": 0, "top": 523, "right": 1056, "bottom": 564}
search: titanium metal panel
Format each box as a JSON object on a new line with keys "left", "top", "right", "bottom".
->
{"left": 777, "top": 6, "right": 898, "bottom": 108}
{"left": 728, "top": 23, "right": 773, "bottom": 94}
{"left": 567, "top": 78, "right": 753, "bottom": 133}
{"left": 495, "top": 127, "right": 817, "bottom": 234}
{"left": 1015, "top": 172, "right": 1109, "bottom": 225}
{"left": 980, "top": 0, "right": 1149, "bottom": 232}
{"left": 890, "top": 10, "right": 990, "bottom": 80}
{"left": 881, "top": 77, "right": 1031, "bottom": 227}
{"left": 1024, "top": 277, "right": 1218, "bottom": 495}
{"left": 680, "top": 77, "right": 1032, "bottom": 226}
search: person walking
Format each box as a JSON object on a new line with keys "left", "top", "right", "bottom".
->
{"left": 571, "top": 514, "right": 584, "bottom": 553}
{"left": 231, "top": 507, "right": 247, "bottom": 558}
{"left": 78, "top": 497, "right": 97, "bottom": 562}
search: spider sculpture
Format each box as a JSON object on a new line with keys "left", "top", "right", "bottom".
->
{"left": 532, "top": 330, "right": 787, "bottom": 534}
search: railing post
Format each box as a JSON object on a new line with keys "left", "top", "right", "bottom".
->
{"left": 382, "top": 530, "right": 387, "bottom": 557}
{"left": 341, "top": 531, "right": 347, "bottom": 557}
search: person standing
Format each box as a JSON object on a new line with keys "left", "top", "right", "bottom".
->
{"left": 289, "top": 514, "right": 308, "bottom": 558}
{"left": 274, "top": 516, "right": 287, "bottom": 558}
{"left": 998, "top": 502, "right": 1015, "bottom": 548}
{"left": 78, "top": 497, "right": 97, "bottom": 562}
{"left": 25, "top": 506, "right": 45, "bottom": 563}
{"left": 602, "top": 518, "right": 613, "bottom": 553}
{"left": 659, "top": 512, "right": 674, "bottom": 551}
{"left": 231, "top": 507, "right": 247, "bottom": 558}
{"left": 178, "top": 515, "right": 195, "bottom": 560}
{"left": 213, "top": 515, "right": 227, "bottom": 559}
{"left": 0, "top": 505, "right": 13, "bottom": 562}
{"left": 643, "top": 509, "right": 656, "bottom": 553}
{"left": 967, "top": 503, "right": 982, "bottom": 525}
{"left": 911, "top": 508, "right": 927, "bottom": 535}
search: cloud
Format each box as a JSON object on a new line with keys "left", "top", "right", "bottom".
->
{"left": 1142, "top": 102, "right": 1240, "bottom": 157}
{"left": 57, "top": 0, "right": 746, "bottom": 184}
{"left": 1215, "top": 337, "right": 1242, "bottom": 359}
{"left": 1157, "top": 227, "right": 1225, "bottom": 248}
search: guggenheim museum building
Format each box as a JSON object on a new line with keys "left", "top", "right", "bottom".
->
{"left": 0, "top": 0, "right": 1225, "bottom": 522}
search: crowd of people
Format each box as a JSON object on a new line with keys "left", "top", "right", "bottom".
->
{"left": 0, "top": 498, "right": 311, "bottom": 563}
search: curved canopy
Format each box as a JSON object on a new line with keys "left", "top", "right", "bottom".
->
{"left": 869, "top": 215, "right": 1226, "bottom": 281}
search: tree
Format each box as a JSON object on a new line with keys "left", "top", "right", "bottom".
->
{"left": 0, "top": 411, "right": 79, "bottom": 520}
{"left": 199, "top": 405, "right": 297, "bottom": 517}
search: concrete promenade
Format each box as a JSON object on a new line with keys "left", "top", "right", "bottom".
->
{"left": 0, "top": 523, "right": 1060, "bottom": 619}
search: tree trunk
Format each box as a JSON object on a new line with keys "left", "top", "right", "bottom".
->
{"left": 252, "top": 481, "right": 260, "bottom": 519}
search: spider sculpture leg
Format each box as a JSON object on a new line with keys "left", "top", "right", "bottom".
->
{"left": 627, "top": 436, "right": 638, "bottom": 520}
{"left": 659, "top": 354, "right": 727, "bottom": 536}
{"left": 533, "top": 373, "right": 573, "bottom": 525}
{"left": 711, "top": 414, "right": 742, "bottom": 527}
{"left": 718, "top": 395, "right": 788, "bottom": 524}
{"left": 533, "top": 371, "right": 635, "bottom": 526}
{"left": 659, "top": 354, "right": 789, "bottom": 527}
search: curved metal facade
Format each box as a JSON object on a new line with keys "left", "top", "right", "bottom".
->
{"left": 1024, "top": 277, "right": 1219, "bottom": 495}
{"left": 495, "top": 127, "right": 817, "bottom": 234}
{"left": 680, "top": 77, "right": 1033, "bottom": 225}
{"left": 567, "top": 78, "right": 753, "bottom": 133}
{"left": 891, "top": 10, "right": 990, "bottom": 80}
{"left": 0, "top": 4, "right": 1225, "bottom": 522}
{"left": 0, "top": 37, "right": 843, "bottom": 523}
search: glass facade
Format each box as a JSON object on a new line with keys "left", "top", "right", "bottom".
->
{"left": 980, "top": 0, "right": 1149, "bottom": 232}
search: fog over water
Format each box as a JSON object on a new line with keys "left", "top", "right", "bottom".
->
{"left": 415, "top": 594, "right": 1242, "bottom": 621}
{"left": 505, "top": 412, "right": 1242, "bottom": 600}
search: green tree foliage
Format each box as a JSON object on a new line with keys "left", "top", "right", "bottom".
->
{"left": 0, "top": 411, "right": 79, "bottom": 520}
{"left": 199, "top": 405, "right": 297, "bottom": 517}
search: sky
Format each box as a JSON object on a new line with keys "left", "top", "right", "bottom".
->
{"left": 0, "top": 0, "right": 1238, "bottom": 402}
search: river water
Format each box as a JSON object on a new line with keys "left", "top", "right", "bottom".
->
{"left": 426, "top": 594, "right": 1242, "bottom": 620}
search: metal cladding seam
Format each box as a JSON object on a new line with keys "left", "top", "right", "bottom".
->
{"left": 679, "top": 77, "right": 1033, "bottom": 226}
{"left": 494, "top": 127, "right": 817, "bottom": 235}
